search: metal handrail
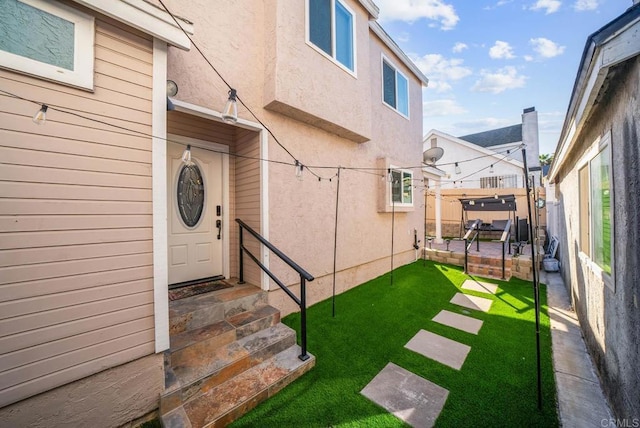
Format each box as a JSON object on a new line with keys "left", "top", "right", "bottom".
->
{"left": 499, "top": 219, "right": 512, "bottom": 280}
{"left": 463, "top": 219, "right": 482, "bottom": 273}
{"left": 236, "top": 219, "right": 314, "bottom": 361}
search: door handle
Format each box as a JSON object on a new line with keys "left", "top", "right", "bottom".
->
{"left": 216, "top": 219, "right": 222, "bottom": 240}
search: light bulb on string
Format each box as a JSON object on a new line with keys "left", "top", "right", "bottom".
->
{"left": 454, "top": 162, "right": 461, "bottom": 174}
{"left": 494, "top": 193, "right": 499, "bottom": 199}
{"left": 295, "top": 160, "right": 304, "bottom": 180}
{"left": 489, "top": 164, "right": 494, "bottom": 174}
{"left": 181, "top": 144, "right": 192, "bottom": 164}
{"left": 32, "top": 104, "right": 48, "bottom": 125}
{"left": 221, "top": 89, "right": 238, "bottom": 124}
{"left": 387, "top": 168, "right": 393, "bottom": 183}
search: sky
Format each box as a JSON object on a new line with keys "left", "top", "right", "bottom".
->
{"left": 374, "top": 0, "right": 634, "bottom": 155}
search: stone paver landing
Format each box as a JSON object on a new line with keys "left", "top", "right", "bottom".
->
{"left": 361, "top": 362, "right": 449, "bottom": 428}
{"left": 405, "top": 329, "right": 471, "bottom": 370}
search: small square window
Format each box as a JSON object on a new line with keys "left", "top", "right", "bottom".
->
{"left": 0, "top": 0, "right": 95, "bottom": 89}
{"left": 307, "top": 0, "right": 355, "bottom": 73}
{"left": 390, "top": 168, "right": 413, "bottom": 206}
{"left": 382, "top": 57, "right": 409, "bottom": 117}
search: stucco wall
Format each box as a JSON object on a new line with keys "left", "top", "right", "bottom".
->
{"left": 0, "top": 354, "right": 163, "bottom": 428}
{"left": 555, "top": 56, "right": 640, "bottom": 421}
{"left": 163, "top": 0, "right": 425, "bottom": 307}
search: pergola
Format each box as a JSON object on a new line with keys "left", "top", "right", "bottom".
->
{"left": 459, "top": 194, "right": 517, "bottom": 237}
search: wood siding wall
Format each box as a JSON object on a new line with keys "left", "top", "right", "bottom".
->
{"left": 233, "top": 128, "right": 261, "bottom": 285}
{"left": 0, "top": 17, "right": 155, "bottom": 408}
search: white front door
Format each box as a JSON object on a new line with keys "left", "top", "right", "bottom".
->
{"left": 167, "top": 141, "right": 224, "bottom": 285}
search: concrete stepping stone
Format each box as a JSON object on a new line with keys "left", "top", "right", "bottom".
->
{"left": 433, "top": 310, "right": 483, "bottom": 335}
{"left": 461, "top": 279, "right": 498, "bottom": 294}
{"left": 450, "top": 292, "right": 493, "bottom": 313}
{"left": 361, "top": 362, "right": 449, "bottom": 428}
{"left": 404, "top": 330, "right": 471, "bottom": 370}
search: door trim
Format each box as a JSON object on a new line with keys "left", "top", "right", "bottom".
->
{"left": 168, "top": 134, "right": 230, "bottom": 281}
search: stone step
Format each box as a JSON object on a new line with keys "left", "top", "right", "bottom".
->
{"left": 168, "top": 305, "right": 281, "bottom": 373}
{"left": 163, "top": 345, "right": 315, "bottom": 428}
{"left": 467, "top": 254, "right": 512, "bottom": 267}
{"left": 467, "top": 262, "right": 511, "bottom": 280}
{"left": 161, "top": 323, "right": 297, "bottom": 417}
{"left": 169, "top": 283, "right": 268, "bottom": 335}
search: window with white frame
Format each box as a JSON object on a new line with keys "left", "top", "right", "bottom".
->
{"left": 390, "top": 169, "right": 413, "bottom": 206}
{"left": 382, "top": 57, "right": 409, "bottom": 117}
{"left": 578, "top": 132, "right": 613, "bottom": 282}
{"left": 307, "top": 0, "right": 355, "bottom": 72}
{"left": 0, "top": 0, "right": 94, "bottom": 89}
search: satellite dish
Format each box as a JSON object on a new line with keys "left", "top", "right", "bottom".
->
{"left": 423, "top": 147, "right": 445, "bottom": 165}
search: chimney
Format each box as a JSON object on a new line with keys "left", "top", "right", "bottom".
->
{"left": 522, "top": 107, "right": 540, "bottom": 168}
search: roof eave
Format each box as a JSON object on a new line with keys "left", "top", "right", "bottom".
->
{"left": 72, "top": 0, "right": 193, "bottom": 50}
{"left": 369, "top": 21, "right": 429, "bottom": 86}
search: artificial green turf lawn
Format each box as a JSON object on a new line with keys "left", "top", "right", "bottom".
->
{"left": 230, "top": 261, "right": 558, "bottom": 428}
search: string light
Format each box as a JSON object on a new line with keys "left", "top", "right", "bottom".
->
{"left": 295, "top": 160, "right": 304, "bottom": 180}
{"left": 489, "top": 164, "right": 494, "bottom": 174}
{"left": 3, "top": 88, "right": 528, "bottom": 189}
{"left": 32, "top": 104, "right": 47, "bottom": 125}
{"left": 221, "top": 89, "right": 238, "bottom": 124}
{"left": 455, "top": 162, "right": 461, "bottom": 174}
{"left": 181, "top": 144, "right": 192, "bottom": 164}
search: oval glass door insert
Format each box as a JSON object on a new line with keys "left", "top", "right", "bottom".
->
{"left": 177, "top": 163, "right": 205, "bottom": 227}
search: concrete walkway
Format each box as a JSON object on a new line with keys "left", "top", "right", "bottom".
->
{"left": 541, "top": 270, "right": 612, "bottom": 427}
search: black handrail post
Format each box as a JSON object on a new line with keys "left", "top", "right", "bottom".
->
{"left": 464, "top": 238, "right": 468, "bottom": 273}
{"left": 299, "top": 275, "right": 309, "bottom": 361}
{"left": 502, "top": 240, "right": 506, "bottom": 280}
{"left": 238, "top": 224, "right": 245, "bottom": 284}
{"left": 476, "top": 230, "right": 480, "bottom": 251}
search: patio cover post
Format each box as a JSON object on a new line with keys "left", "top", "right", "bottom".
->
{"left": 435, "top": 180, "right": 443, "bottom": 243}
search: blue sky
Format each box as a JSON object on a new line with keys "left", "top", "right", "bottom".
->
{"left": 374, "top": 0, "right": 633, "bottom": 155}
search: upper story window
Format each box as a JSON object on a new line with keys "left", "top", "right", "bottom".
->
{"left": 382, "top": 56, "right": 409, "bottom": 118}
{"left": 579, "top": 132, "right": 613, "bottom": 284}
{"left": 0, "top": 0, "right": 94, "bottom": 90}
{"left": 307, "top": 0, "right": 355, "bottom": 73}
{"left": 390, "top": 168, "right": 413, "bottom": 206}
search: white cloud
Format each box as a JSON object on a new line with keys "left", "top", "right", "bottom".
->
{"left": 484, "top": 0, "right": 514, "bottom": 10}
{"left": 452, "top": 42, "right": 468, "bottom": 53}
{"left": 423, "top": 99, "right": 467, "bottom": 116}
{"left": 412, "top": 54, "right": 472, "bottom": 93}
{"left": 375, "top": 0, "right": 460, "bottom": 30}
{"left": 472, "top": 66, "right": 527, "bottom": 94}
{"left": 524, "top": 55, "right": 534, "bottom": 62}
{"left": 574, "top": 0, "right": 598, "bottom": 10}
{"left": 489, "top": 41, "right": 516, "bottom": 59}
{"left": 530, "top": 0, "right": 561, "bottom": 14}
{"left": 530, "top": 37, "right": 565, "bottom": 58}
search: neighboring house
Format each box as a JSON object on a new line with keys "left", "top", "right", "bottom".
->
{"left": 0, "top": 0, "right": 428, "bottom": 426}
{"left": 547, "top": 2, "right": 640, "bottom": 421}
{"left": 423, "top": 107, "right": 540, "bottom": 191}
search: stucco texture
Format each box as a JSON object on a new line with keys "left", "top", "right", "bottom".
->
{"left": 555, "top": 56, "right": 640, "bottom": 421}
{"left": 0, "top": 353, "right": 163, "bottom": 428}
{"left": 164, "top": 0, "right": 426, "bottom": 314}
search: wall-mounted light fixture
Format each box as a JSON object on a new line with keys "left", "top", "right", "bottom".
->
{"left": 221, "top": 89, "right": 238, "bottom": 124}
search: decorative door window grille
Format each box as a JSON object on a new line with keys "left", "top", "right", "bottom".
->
{"left": 177, "top": 163, "right": 205, "bottom": 227}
